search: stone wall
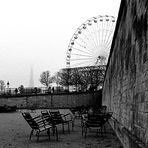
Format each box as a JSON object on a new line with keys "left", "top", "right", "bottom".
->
{"left": 102, "top": 0, "right": 148, "bottom": 147}
{"left": 0, "top": 91, "right": 101, "bottom": 109}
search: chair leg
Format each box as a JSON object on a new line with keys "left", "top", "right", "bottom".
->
{"left": 52, "top": 126, "right": 55, "bottom": 136}
{"left": 36, "top": 131, "right": 40, "bottom": 142}
{"left": 62, "top": 124, "right": 65, "bottom": 134}
{"left": 96, "top": 129, "right": 98, "bottom": 136}
{"left": 68, "top": 123, "right": 70, "bottom": 134}
{"left": 100, "top": 127, "right": 103, "bottom": 137}
{"left": 29, "top": 129, "right": 34, "bottom": 140}
{"left": 47, "top": 129, "right": 50, "bottom": 141}
{"left": 55, "top": 127, "right": 58, "bottom": 141}
{"left": 72, "top": 121, "right": 74, "bottom": 131}
{"left": 103, "top": 124, "right": 106, "bottom": 134}
{"left": 85, "top": 127, "right": 87, "bottom": 138}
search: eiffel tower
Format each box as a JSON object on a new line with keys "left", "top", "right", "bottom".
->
{"left": 29, "top": 67, "right": 34, "bottom": 87}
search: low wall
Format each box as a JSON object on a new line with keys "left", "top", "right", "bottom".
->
{"left": 0, "top": 91, "right": 101, "bottom": 109}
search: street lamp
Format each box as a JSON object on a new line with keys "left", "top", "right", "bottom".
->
{"left": 7, "top": 81, "right": 10, "bottom": 88}
{"left": 7, "top": 81, "right": 10, "bottom": 94}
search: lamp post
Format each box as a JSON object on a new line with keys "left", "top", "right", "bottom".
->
{"left": 7, "top": 81, "right": 9, "bottom": 88}
{"left": 7, "top": 81, "right": 10, "bottom": 94}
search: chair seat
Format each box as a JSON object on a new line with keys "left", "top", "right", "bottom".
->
{"left": 39, "top": 124, "right": 52, "bottom": 132}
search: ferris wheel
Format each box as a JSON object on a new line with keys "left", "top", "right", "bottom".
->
{"left": 66, "top": 15, "right": 116, "bottom": 68}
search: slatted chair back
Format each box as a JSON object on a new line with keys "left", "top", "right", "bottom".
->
{"left": 86, "top": 114, "right": 105, "bottom": 127}
{"left": 49, "top": 110, "right": 71, "bottom": 133}
{"left": 95, "top": 105, "right": 107, "bottom": 114}
{"left": 82, "top": 114, "right": 107, "bottom": 137}
{"left": 103, "top": 112, "right": 113, "bottom": 123}
{"left": 41, "top": 110, "right": 53, "bottom": 125}
{"left": 22, "top": 112, "right": 56, "bottom": 141}
{"left": 49, "top": 110, "right": 63, "bottom": 122}
{"left": 22, "top": 112, "right": 39, "bottom": 130}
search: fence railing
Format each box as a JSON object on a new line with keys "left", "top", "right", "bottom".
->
{"left": 0, "top": 87, "right": 65, "bottom": 97}
{"left": 0, "top": 86, "right": 97, "bottom": 97}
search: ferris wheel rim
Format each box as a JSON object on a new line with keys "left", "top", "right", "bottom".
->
{"left": 66, "top": 15, "right": 116, "bottom": 68}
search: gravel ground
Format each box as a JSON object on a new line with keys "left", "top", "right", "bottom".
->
{"left": 0, "top": 109, "right": 123, "bottom": 148}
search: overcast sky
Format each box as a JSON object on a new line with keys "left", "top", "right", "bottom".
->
{"left": 0, "top": 0, "right": 121, "bottom": 88}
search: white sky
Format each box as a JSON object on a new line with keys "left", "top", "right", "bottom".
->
{"left": 0, "top": 0, "right": 121, "bottom": 88}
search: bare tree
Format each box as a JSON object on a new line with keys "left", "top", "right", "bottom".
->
{"left": 39, "top": 71, "right": 52, "bottom": 87}
{"left": 53, "top": 66, "right": 106, "bottom": 92}
{"left": 0, "top": 80, "right": 5, "bottom": 91}
{"left": 57, "top": 68, "right": 71, "bottom": 91}
{"left": 52, "top": 72, "right": 61, "bottom": 87}
{"left": 71, "top": 68, "right": 83, "bottom": 91}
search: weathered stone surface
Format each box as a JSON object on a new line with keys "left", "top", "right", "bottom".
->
{"left": 102, "top": 0, "right": 148, "bottom": 147}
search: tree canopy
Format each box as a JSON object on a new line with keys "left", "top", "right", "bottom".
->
{"left": 39, "top": 71, "right": 52, "bottom": 87}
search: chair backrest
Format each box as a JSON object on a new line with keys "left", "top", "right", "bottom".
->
{"left": 104, "top": 112, "right": 113, "bottom": 122}
{"left": 49, "top": 110, "right": 63, "bottom": 121}
{"left": 41, "top": 110, "right": 50, "bottom": 117}
{"left": 87, "top": 114, "right": 105, "bottom": 127}
{"left": 41, "top": 110, "right": 53, "bottom": 124}
{"left": 22, "top": 112, "right": 39, "bottom": 129}
{"left": 96, "top": 105, "right": 107, "bottom": 114}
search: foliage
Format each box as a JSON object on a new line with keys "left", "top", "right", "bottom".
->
{"left": 0, "top": 80, "right": 5, "bottom": 91}
{"left": 39, "top": 71, "right": 52, "bottom": 87}
{"left": 18, "top": 85, "right": 24, "bottom": 94}
{"left": 55, "top": 66, "right": 106, "bottom": 91}
{"left": 70, "top": 68, "right": 83, "bottom": 91}
{"left": 51, "top": 72, "right": 61, "bottom": 87}
{"left": 57, "top": 68, "right": 71, "bottom": 87}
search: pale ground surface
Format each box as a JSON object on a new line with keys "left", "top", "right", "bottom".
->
{"left": 0, "top": 109, "right": 123, "bottom": 148}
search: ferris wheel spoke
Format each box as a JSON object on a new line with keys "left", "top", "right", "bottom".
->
{"left": 102, "top": 18, "right": 110, "bottom": 45}
{"left": 104, "top": 45, "right": 111, "bottom": 55}
{"left": 90, "top": 27, "right": 100, "bottom": 51}
{"left": 104, "top": 21, "right": 115, "bottom": 46}
{"left": 104, "top": 30, "right": 114, "bottom": 47}
{"left": 103, "top": 29, "right": 111, "bottom": 46}
{"left": 66, "top": 15, "right": 116, "bottom": 68}
{"left": 86, "top": 21, "right": 99, "bottom": 49}
{"left": 97, "top": 20, "right": 104, "bottom": 46}
{"left": 106, "top": 19, "right": 116, "bottom": 40}
{"left": 105, "top": 38, "right": 113, "bottom": 50}
{"left": 80, "top": 30, "right": 97, "bottom": 51}
{"left": 101, "top": 21, "right": 104, "bottom": 46}
{"left": 82, "top": 23, "right": 97, "bottom": 50}
{"left": 70, "top": 57, "right": 94, "bottom": 61}
{"left": 71, "top": 53, "right": 93, "bottom": 58}
{"left": 96, "top": 20, "right": 100, "bottom": 46}
{"left": 76, "top": 35, "right": 96, "bottom": 53}
{"left": 71, "top": 47, "right": 93, "bottom": 56}
{"left": 85, "top": 25, "right": 98, "bottom": 51}
{"left": 71, "top": 59, "right": 95, "bottom": 67}
{"left": 93, "top": 21, "right": 100, "bottom": 50}
{"left": 73, "top": 41, "right": 94, "bottom": 55}
{"left": 102, "top": 19, "right": 108, "bottom": 45}
{"left": 101, "top": 20, "right": 106, "bottom": 45}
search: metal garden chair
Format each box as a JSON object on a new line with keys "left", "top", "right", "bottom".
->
{"left": 22, "top": 112, "right": 57, "bottom": 141}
